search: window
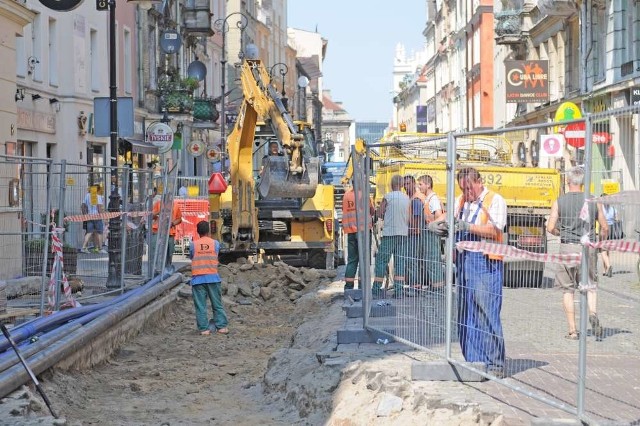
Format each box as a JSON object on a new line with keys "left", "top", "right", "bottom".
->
{"left": 124, "top": 29, "right": 132, "bottom": 94}
{"left": 32, "top": 15, "right": 42, "bottom": 82}
{"left": 16, "top": 35, "right": 26, "bottom": 77}
{"left": 48, "top": 18, "right": 58, "bottom": 86}
{"left": 593, "top": 4, "right": 606, "bottom": 81}
{"left": 90, "top": 29, "right": 99, "bottom": 92}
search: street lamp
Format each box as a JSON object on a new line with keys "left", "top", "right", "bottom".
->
{"left": 213, "top": 12, "right": 248, "bottom": 174}
{"left": 269, "top": 62, "right": 288, "bottom": 110}
{"left": 106, "top": 0, "right": 159, "bottom": 288}
{"left": 105, "top": 0, "right": 120, "bottom": 288}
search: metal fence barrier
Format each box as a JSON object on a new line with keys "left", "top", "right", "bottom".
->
{"left": 0, "top": 157, "right": 178, "bottom": 321}
{"left": 353, "top": 105, "right": 640, "bottom": 424}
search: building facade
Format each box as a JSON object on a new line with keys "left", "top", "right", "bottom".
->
{"left": 321, "top": 90, "right": 353, "bottom": 162}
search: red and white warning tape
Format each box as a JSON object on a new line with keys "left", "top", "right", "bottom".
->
{"left": 457, "top": 238, "right": 640, "bottom": 265}
{"left": 47, "top": 223, "right": 78, "bottom": 310}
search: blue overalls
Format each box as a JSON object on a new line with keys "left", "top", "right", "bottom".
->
{"left": 455, "top": 198, "right": 505, "bottom": 370}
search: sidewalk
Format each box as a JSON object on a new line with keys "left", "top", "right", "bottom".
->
{"left": 330, "top": 261, "right": 640, "bottom": 425}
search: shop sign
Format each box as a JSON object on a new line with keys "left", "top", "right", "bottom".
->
{"left": 631, "top": 87, "right": 640, "bottom": 106}
{"left": 146, "top": 122, "right": 173, "bottom": 153}
{"left": 505, "top": 60, "right": 549, "bottom": 103}
{"left": 16, "top": 109, "right": 56, "bottom": 134}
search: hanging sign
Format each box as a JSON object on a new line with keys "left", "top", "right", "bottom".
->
{"left": 40, "top": 0, "right": 84, "bottom": 11}
{"left": 187, "top": 140, "right": 205, "bottom": 157}
{"left": 146, "top": 122, "right": 173, "bottom": 153}
{"left": 206, "top": 148, "right": 220, "bottom": 162}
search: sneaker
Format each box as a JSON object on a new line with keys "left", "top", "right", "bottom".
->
{"left": 98, "top": 249, "right": 108, "bottom": 254}
{"left": 80, "top": 248, "right": 90, "bottom": 254}
{"left": 92, "top": 248, "right": 100, "bottom": 254}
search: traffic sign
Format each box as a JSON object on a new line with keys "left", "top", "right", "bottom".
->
{"left": 563, "top": 122, "right": 586, "bottom": 148}
{"left": 96, "top": 0, "right": 108, "bottom": 10}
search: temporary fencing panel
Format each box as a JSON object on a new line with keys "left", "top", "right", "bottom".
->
{"left": 0, "top": 156, "right": 168, "bottom": 322}
{"left": 355, "top": 106, "right": 640, "bottom": 424}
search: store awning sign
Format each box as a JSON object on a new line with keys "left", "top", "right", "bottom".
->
{"left": 505, "top": 60, "right": 549, "bottom": 103}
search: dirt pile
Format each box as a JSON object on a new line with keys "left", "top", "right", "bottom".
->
{"left": 0, "top": 261, "right": 343, "bottom": 425}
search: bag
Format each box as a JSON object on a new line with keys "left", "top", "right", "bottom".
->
{"left": 610, "top": 221, "right": 625, "bottom": 240}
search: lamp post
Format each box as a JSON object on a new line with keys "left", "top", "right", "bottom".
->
{"left": 106, "top": 0, "right": 121, "bottom": 289}
{"left": 269, "top": 62, "right": 288, "bottom": 110}
{"left": 213, "top": 12, "right": 248, "bottom": 174}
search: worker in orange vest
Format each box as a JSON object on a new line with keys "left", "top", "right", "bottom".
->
{"left": 341, "top": 181, "right": 375, "bottom": 290}
{"left": 454, "top": 167, "right": 506, "bottom": 376}
{"left": 189, "top": 220, "right": 229, "bottom": 336}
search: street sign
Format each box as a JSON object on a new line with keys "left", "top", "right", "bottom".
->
{"left": 540, "top": 135, "right": 563, "bottom": 157}
{"left": 96, "top": 0, "right": 108, "bottom": 11}
{"left": 563, "top": 122, "right": 586, "bottom": 148}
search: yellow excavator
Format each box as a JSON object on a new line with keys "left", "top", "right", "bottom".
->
{"left": 210, "top": 58, "right": 334, "bottom": 268}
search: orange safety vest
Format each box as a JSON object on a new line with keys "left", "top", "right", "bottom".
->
{"left": 191, "top": 236, "right": 219, "bottom": 276}
{"left": 152, "top": 200, "right": 182, "bottom": 237}
{"left": 341, "top": 189, "right": 373, "bottom": 234}
{"left": 457, "top": 191, "right": 504, "bottom": 260}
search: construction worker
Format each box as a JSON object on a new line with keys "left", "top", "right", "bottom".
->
{"left": 373, "top": 174, "right": 409, "bottom": 298}
{"left": 341, "top": 180, "right": 375, "bottom": 290}
{"left": 454, "top": 167, "right": 506, "bottom": 376}
{"left": 189, "top": 220, "right": 228, "bottom": 336}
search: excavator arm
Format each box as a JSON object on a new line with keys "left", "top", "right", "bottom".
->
{"left": 224, "top": 58, "right": 320, "bottom": 251}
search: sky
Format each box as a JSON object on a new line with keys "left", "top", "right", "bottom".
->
{"left": 288, "top": 1, "right": 426, "bottom": 123}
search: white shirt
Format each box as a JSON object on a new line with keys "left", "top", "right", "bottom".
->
{"left": 455, "top": 188, "right": 507, "bottom": 230}
{"left": 83, "top": 193, "right": 104, "bottom": 215}
{"left": 426, "top": 192, "right": 443, "bottom": 214}
{"left": 178, "top": 186, "right": 188, "bottom": 197}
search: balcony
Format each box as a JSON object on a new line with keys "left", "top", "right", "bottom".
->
{"left": 495, "top": 10, "right": 526, "bottom": 45}
{"left": 537, "top": 0, "right": 578, "bottom": 17}
{"left": 182, "top": 0, "right": 213, "bottom": 36}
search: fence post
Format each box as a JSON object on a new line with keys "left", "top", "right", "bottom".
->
{"left": 577, "top": 114, "right": 594, "bottom": 420}
{"left": 119, "top": 166, "right": 130, "bottom": 291}
{"left": 53, "top": 160, "right": 67, "bottom": 311}
{"left": 38, "top": 161, "right": 54, "bottom": 316}
{"left": 146, "top": 176, "right": 154, "bottom": 279}
{"left": 444, "top": 132, "right": 457, "bottom": 359}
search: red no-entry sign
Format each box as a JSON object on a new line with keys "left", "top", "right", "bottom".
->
{"left": 563, "top": 122, "right": 586, "bottom": 148}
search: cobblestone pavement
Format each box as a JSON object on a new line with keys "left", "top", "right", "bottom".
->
{"left": 346, "top": 248, "right": 640, "bottom": 425}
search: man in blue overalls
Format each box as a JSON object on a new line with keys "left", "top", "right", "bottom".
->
{"left": 454, "top": 167, "right": 507, "bottom": 376}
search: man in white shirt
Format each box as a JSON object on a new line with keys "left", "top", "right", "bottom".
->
{"left": 80, "top": 185, "right": 106, "bottom": 254}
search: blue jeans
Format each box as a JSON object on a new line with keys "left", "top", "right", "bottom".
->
{"left": 456, "top": 251, "right": 505, "bottom": 369}
{"left": 192, "top": 282, "right": 228, "bottom": 331}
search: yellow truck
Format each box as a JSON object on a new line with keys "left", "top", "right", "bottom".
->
{"left": 374, "top": 133, "right": 561, "bottom": 287}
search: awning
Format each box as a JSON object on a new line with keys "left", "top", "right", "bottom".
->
{"left": 121, "top": 138, "right": 158, "bottom": 155}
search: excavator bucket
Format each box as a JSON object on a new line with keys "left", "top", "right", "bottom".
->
{"left": 259, "top": 156, "right": 319, "bottom": 199}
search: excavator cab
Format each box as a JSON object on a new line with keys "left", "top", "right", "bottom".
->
{"left": 258, "top": 121, "right": 320, "bottom": 199}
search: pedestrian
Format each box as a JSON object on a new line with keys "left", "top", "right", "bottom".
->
{"left": 599, "top": 193, "right": 621, "bottom": 278}
{"left": 454, "top": 167, "right": 507, "bottom": 375}
{"left": 189, "top": 220, "right": 229, "bottom": 336}
{"left": 80, "top": 185, "right": 107, "bottom": 254}
{"left": 417, "top": 174, "right": 445, "bottom": 289}
{"left": 341, "top": 180, "right": 375, "bottom": 290}
{"left": 546, "top": 166, "right": 607, "bottom": 340}
{"left": 373, "top": 174, "right": 409, "bottom": 298}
